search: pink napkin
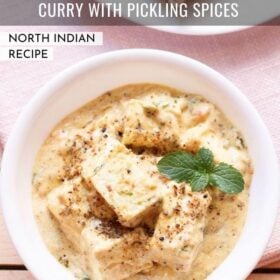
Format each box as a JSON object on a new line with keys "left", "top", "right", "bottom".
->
{"left": 0, "top": 25, "right": 279, "bottom": 267}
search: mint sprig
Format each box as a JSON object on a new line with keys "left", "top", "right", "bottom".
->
{"left": 157, "top": 148, "right": 244, "bottom": 194}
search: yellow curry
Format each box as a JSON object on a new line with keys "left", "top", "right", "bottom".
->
{"left": 32, "top": 84, "right": 253, "bottom": 280}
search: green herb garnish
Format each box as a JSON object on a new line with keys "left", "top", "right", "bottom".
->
{"left": 157, "top": 148, "right": 244, "bottom": 194}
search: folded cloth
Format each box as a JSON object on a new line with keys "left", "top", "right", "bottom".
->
{"left": 0, "top": 25, "right": 279, "bottom": 267}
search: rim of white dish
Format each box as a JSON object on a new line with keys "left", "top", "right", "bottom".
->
{"left": 1, "top": 49, "right": 279, "bottom": 280}
{"left": 148, "top": 25, "right": 251, "bottom": 35}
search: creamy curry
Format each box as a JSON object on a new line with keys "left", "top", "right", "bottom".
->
{"left": 32, "top": 84, "right": 253, "bottom": 280}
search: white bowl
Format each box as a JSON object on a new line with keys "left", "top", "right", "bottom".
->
{"left": 1, "top": 49, "right": 279, "bottom": 280}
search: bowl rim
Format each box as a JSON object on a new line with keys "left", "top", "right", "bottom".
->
{"left": 1, "top": 48, "right": 279, "bottom": 280}
{"left": 148, "top": 25, "right": 251, "bottom": 35}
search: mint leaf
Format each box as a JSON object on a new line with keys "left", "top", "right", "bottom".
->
{"left": 194, "top": 148, "right": 214, "bottom": 172}
{"left": 157, "top": 151, "right": 197, "bottom": 183}
{"left": 157, "top": 148, "right": 245, "bottom": 194}
{"left": 190, "top": 172, "right": 209, "bottom": 191}
{"left": 209, "top": 163, "right": 244, "bottom": 194}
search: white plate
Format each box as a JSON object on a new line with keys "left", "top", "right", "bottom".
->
{"left": 116, "top": 0, "right": 280, "bottom": 35}
{"left": 149, "top": 25, "right": 251, "bottom": 35}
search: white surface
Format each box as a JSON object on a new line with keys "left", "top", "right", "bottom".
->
{"left": 1, "top": 49, "right": 279, "bottom": 280}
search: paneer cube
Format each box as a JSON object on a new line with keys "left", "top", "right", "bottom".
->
{"left": 121, "top": 100, "right": 179, "bottom": 151}
{"left": 81, "top": 130, "right": 127, "bottom": 186}
{"left": 81, "top": 218, "right": 152, "bottom": 280}
{"left": 47, "top": 178, "right": 115, "bottom": 248}
{"left": 179, "top": 102, "right": 213, "bottom": 153}
{"left": 82, "top": 140, "right": 165, "bottom": 227}
{"left": 150, "top": 185, "right": 211, "bottom": 272}
{"left": 180, "top": 122, "right": 210, "bottom": 153}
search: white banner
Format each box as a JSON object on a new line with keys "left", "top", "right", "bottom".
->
{"left": 0, "top": 32, "right": 103, "bottom": 46}
{"left": 0, "top": 47, "right": 54, "bottom": 61}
